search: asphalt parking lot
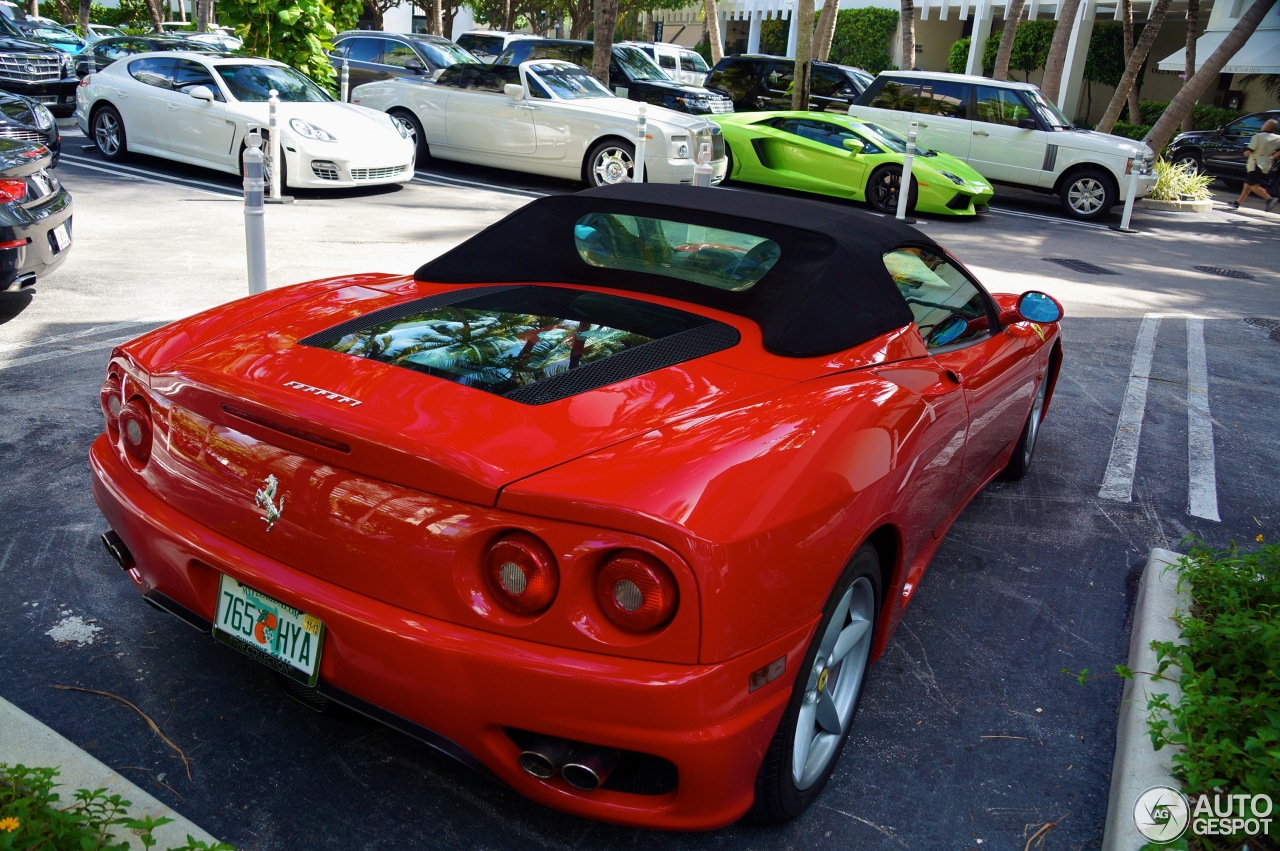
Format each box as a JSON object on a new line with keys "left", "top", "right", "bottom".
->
{"left": 2, "top": 125, "right": 1278, "bottom": 849}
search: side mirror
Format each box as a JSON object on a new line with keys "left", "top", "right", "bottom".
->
{"left": 75, "top": 59, "right": 90, "bottom": 78}
{"left": 842, "top": 137, "right": 865, "bottom": 155}
{"left": 404, "top": 57, "right": 426, "bottom": 73}
{"left": 1016, "top": 117, "right": 1037, "bottom": 130}
{"left": 187, "top": 85, "right": 215, "bottom": 102}
{"left": 1000, "top": 291, "right": 1063, "bottom": 326}
{"left": 504, "top": 83, "right": 524, "bottom": 100}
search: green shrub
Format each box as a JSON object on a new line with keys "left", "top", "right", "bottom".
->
{"left": 1110, "top": 121, "right": 1151, "bottom": 140}
{"left": 1137, "top": 100, "right": 1246, "bottom": 131}
{"left": 0, "top": 763, "right": 235, "bottom": 850}
{"left": 756, "top": 8, "right": 898, "bottom": 74}
{"left": 1145, "top": 540, "right": 1280, "bottom": 845}
{"left": 1145, "top": 158, "right": 1214, "bottom": 200}
{"left": 948, "top": 36, "right": 970, "bottom": 74}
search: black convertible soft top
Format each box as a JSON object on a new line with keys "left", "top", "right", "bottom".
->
{"left": 414, "top": 184, "right": 929, "bottom": 358}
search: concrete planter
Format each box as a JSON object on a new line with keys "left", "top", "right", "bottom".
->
{"left": 1139, "top": 197, "right": 1214, "bottom": 213}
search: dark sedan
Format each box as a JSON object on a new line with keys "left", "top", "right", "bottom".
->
{"left": 328, "top": 31, "right": 478, "bottom": 97}
{"left": 0, "top": 89, "right": 59, "bottom": 164}
{"left": 82, "top": 34, "right": 219, "bottom": 72}
{"left": 1168, "top": 110, "right": 1280, "bottom": 187}
{"left": 0, "top": 137, "right": 72, "bottom": 295}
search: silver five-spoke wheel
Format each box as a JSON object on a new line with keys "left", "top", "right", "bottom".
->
{"left": 586, "top": 140, "right": 635, "bottom": 186}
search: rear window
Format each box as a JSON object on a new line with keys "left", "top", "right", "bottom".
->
{"left": 574, "top": 213, "right": 780, "bottom": 292}
{"left": 307, "top": 287, "right": 734, "bottom": 401}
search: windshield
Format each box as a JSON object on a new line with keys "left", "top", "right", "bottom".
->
{"left": 420, "top": 40, "right": 479, "bottom": 67}
{"left": 217, "top": 63, "right": 333, "bottom": 102}
{"left": 856, "top": 122, "right": 936, "bottom": 157}
{"left": 526, "top": 63, "right": 613, "bottom": 100}
{"left": 614, "top": 45, "right": 666, "bottom": 81}
{"left": 683, "top": 51, "right": 709, "bottom": 73}
{"left": 1024, "top": 87, "right": 1072, "bottom": 129}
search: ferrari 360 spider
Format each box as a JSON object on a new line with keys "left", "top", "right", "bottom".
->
{"left": 715, "top": 110, "right": 994, "bottom": 215}
{"left": 91, "top": 184, "right": 1062, "bottom": 830}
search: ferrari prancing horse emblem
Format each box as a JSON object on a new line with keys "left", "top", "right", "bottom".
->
{"left": 255, "top": 475, "right": 285, "bottom": 531}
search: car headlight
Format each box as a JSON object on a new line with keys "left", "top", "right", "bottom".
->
{"left": 288, "top": 118, "right": 337, "bottom": 142}
{"left": 32, "top": 103, "right": 55, "bottom": 130}
{"left": 939, "top": 171, "right": 967, "bottom": 186}
{"left": 670, "top": 134, "right": 691, "bottom": 159}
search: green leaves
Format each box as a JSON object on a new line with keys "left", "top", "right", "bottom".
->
{"left": 218, "top": 0, "right": 339, "bottom": 92}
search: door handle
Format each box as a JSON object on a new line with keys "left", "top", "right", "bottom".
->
{"left": 973, "top": 130, "right": 990, "bottom": 137}
{"left": 945, "top": 369, "right": 963, "bottom": 385}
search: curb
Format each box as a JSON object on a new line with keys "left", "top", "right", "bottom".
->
{"left": 1101, "top": 548, "right": 1188, "bottom": 851}
{"left": 1138, "top": 198, "right": 1214, "bottom": 213}
{"left": 0, "top": 696, "right": 221, "bottom": 848}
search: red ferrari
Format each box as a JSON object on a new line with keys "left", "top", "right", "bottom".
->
{"left": 91, "top": 184, "right": 1062, "bottom": 830}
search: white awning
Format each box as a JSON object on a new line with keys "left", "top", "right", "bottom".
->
{"left": 1158, "top": 28, "right": 1280, "bottom": 74}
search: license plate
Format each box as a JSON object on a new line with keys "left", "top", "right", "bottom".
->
{"left": 213, "top": 574, "right": 324, "bottom": 686}
{"left": 51, "top": 222, "right": 70, "bottom": 253}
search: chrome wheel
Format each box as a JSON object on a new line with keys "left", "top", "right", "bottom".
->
{"left": 92, "top": 107, "right": 125, "bottom": 161}
{"left": 587, "top": 141, "right": 634, "bottom": 186}
{"left": 1060, "top": 168, "right": 1114, "bottom": 220}
{"left": 790, "top": 574, "right": 875, "bottom": 790}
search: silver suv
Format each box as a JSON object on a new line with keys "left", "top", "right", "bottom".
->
{"left": 849, "top": 70, "right": 1155, "bottom": 220}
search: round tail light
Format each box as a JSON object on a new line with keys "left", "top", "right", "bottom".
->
{"left": 485, "top": 533, "right": 558, "bottom": 614}
{"left": 118, "top": 398, "right": 153, "bottom": 466}
{"left": 596, "top": 552, "right": 678, "bottom": 632}
{"left": 99, "top": 374, "right": 122, "bottom": 441}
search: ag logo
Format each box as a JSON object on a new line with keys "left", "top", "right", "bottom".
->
{"left": 1134, "top": 785, "right": 1190, "bottom": 843}
{"left": 254, "top": 474, "right": 285, "bottom": 531}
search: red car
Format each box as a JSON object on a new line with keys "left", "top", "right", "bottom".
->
{"left": 91, "top": 184, "right": 1063, "bottom": 830}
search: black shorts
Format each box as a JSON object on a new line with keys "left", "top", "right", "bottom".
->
{"left": 1245, "top": 168, "right": 1267, "bottom": 186}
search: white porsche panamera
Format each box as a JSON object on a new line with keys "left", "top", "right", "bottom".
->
{"left": 75, "top": 53, "right": 416, "bottom": 189}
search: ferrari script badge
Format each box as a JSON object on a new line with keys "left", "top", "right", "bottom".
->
{"left": 255, "top": 475, "right": 285, "bottom": 531}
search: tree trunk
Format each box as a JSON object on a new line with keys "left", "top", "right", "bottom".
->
{"left": 52, "top": 0, "right": 72, "bottom": 23}
{"left": 1040, "top": 0, "right": 1081, "bottom": 103}
{"left": 27, "top": 0, "right": 36, "bottom": 17}
{"left": 591, "top": 0, "right": 619, "bottom": 87}
{"left": 1145, "top": 0, "right": 1278, "bottom": 152}
{"left": 427, "top": 0, "right": 441, "bottom": 35}
{"left": 1181, "top": 0, "right": 1199, "bottom": 131}
{"left": 899, "top": 0, "right": 916, "bottom": 70}
{"left": 146, "top": 0, "right": 166, "bottom": 30}
{"left": 791, "top": 0, "right": 814, "bottom": 110}
{"left": 993, "top": 0, "right": 1026, "bottom": 80}
{"left": 1120, "top": 0, "right": 1142, "bottom": 121}
{"left": 77, "top": 0, "right": 90, "bottom": 45}
{"left": 814, "top": 0, "right": 838, "bottom": 61}
{"left": 704, "top": 0, "right": 723, "bottom": 64}
{"left": 1095, "top": 0, "right": 1170, "bottom": 134}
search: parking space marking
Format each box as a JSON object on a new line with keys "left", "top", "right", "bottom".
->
{"left": 1099, "top": 314, "right": 1160, "bottom": 502}
{"left": 1186, "top": 318, "right": 1219, "bottom": 521}
{"left": 985, "top": 206, "right": 1113, "bottom": 231}
{"left": 0, "top": 321, "right": 156, "bottom": 355}
{"left": 411, "top": 171, "right": 548, "bottom": 198}
{"left": 59, "top": 155, "right": 240, "bottom": 197}
{"left": 1098, "top": 314, "right": 1220, "bottom": 521}
{"left": 0, "top": 335, "right": 145, "bottom": 371}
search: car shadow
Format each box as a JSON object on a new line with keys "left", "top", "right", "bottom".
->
{"left": 0, "top": 291, "right": 34, "bottom": 324}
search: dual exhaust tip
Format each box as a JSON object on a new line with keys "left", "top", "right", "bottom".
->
{"left": 518, "top": 737, "right": 619, "bottom": 791}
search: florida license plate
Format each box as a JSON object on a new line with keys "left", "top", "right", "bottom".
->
{"left": 51, "top": 222, "right": 70, "bottom": 253}
{"left": 213, "top": 574, "right": 324, "bottom": 686}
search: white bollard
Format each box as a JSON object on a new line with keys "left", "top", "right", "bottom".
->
{"left": 633, "top": 104, "right": 647, "bottom": 184}
{"left": 242, "top": 129, "right": 267, "bottom": 295}
{"left": 267, "top": 89, "right": 281, "bottom": 200}
{"left": 895, "top": 120, "right": 918, "bottom": 222}
{"left": 340, "top": 58, "right": 349, "bottom": 104}
{"left": 1112, "top": 157, "right": 1142, "bottom": 233}
{"left": 693, "top": 141, "right": 713, "bottom": 187}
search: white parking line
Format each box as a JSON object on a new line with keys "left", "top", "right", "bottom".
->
{"left": 1099, "top": 314, "right": 1160, "bottom": 501}
{"left": 1186, "top": 318, "right": 1219, "bottom": 521}
{"left": 0, "top": 321, "right": 156, "bottom": 355}
{"left": 0, "top": 335, "right": 141, "bottom": 371}
{"left": 411, "top": 171, "right": 548, "bottom": 198}
{"left": 58, "top": 155, "right": 240, "bottom": 196}
{"left": 986, "top": 206, "right": 1114, "bottom": 231}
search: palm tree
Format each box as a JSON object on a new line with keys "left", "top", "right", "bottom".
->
{"left": 1096, "top": 0, "right": 1171, "bottom": 134}
{"left": 815, "top": 0, "right": 839, "bottom": 61}
{"left": 993, "top": 0, "right": 1027, "bottom": 80}
{"left": 1181, "top": 0, "right": 1199, "bottom": 131}
{"left": 1120, "top": 0, "right": 1142, "bottom": 122}
{"left": 791, "top": 0, "right": 816, "bottom": 110}
{"left": 900, "top": 0, "right": 917, "bottom": 71}
{"left": 1040, "top": 0, "right": 1081, "bottom": 103}
{"left": 705, "top": 0, "right": 724, "bottom": 64}
{"left": 1145, "top": 0, "right": 1279, "bottom": 153}
{"left": 592, "top": 0, "right": 620, "bottom": 87}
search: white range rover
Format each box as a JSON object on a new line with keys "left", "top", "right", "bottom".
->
{"left": 848, "top": 70, "right": 1155, "bottom": 221}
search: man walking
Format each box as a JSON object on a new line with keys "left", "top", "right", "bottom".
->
{"left": 1230, "top": 118, "right": 1280, "bottom": 212}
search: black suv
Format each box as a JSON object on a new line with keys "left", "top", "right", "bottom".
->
{"left": 495, "top": 38, "right": 733, "bottom": 115}
{"left": 705, "top": 54, "right": 872, "bottom": 113}
{"left": 0, "top": 15, "right": 78, "bottom": 116}
{"left": 329, "top": 31, "right": 479, "bottom": 95}
{"left": 1168, "top": 110, "right": 1280, "bottom": 188}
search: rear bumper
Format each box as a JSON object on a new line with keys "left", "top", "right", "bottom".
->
{"left": 0, "top": 189, "right": 72, "bottom": 292}
{"left": 90, "top": 435, "right": 805, "bottom": 830}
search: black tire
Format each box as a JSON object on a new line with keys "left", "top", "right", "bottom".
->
{"left": 723, "top": 142, "right": 735, "bottom": 180}
{"left": 1058, "top": 167, "right": 1116, "bottom": 221}
{"left": 584, "top": 138, "right": 636, "bottom": 187}
{"left": 751, "top": 545, "right": 880, "bottom": 824}
{"left": 866, "top": 164, "right": 916, "bottom": 215}
{"left": 91, "top": 105, "right": 127, "bottom": 162}
{"left": 1002, "top": 369, "right": 1051, "bottom": 480}
{"left": 1170, "top": 149, "right": 1202, "bottom": 174}
{"left": 390, "top": 108, "right": 428, "bottom": 163}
